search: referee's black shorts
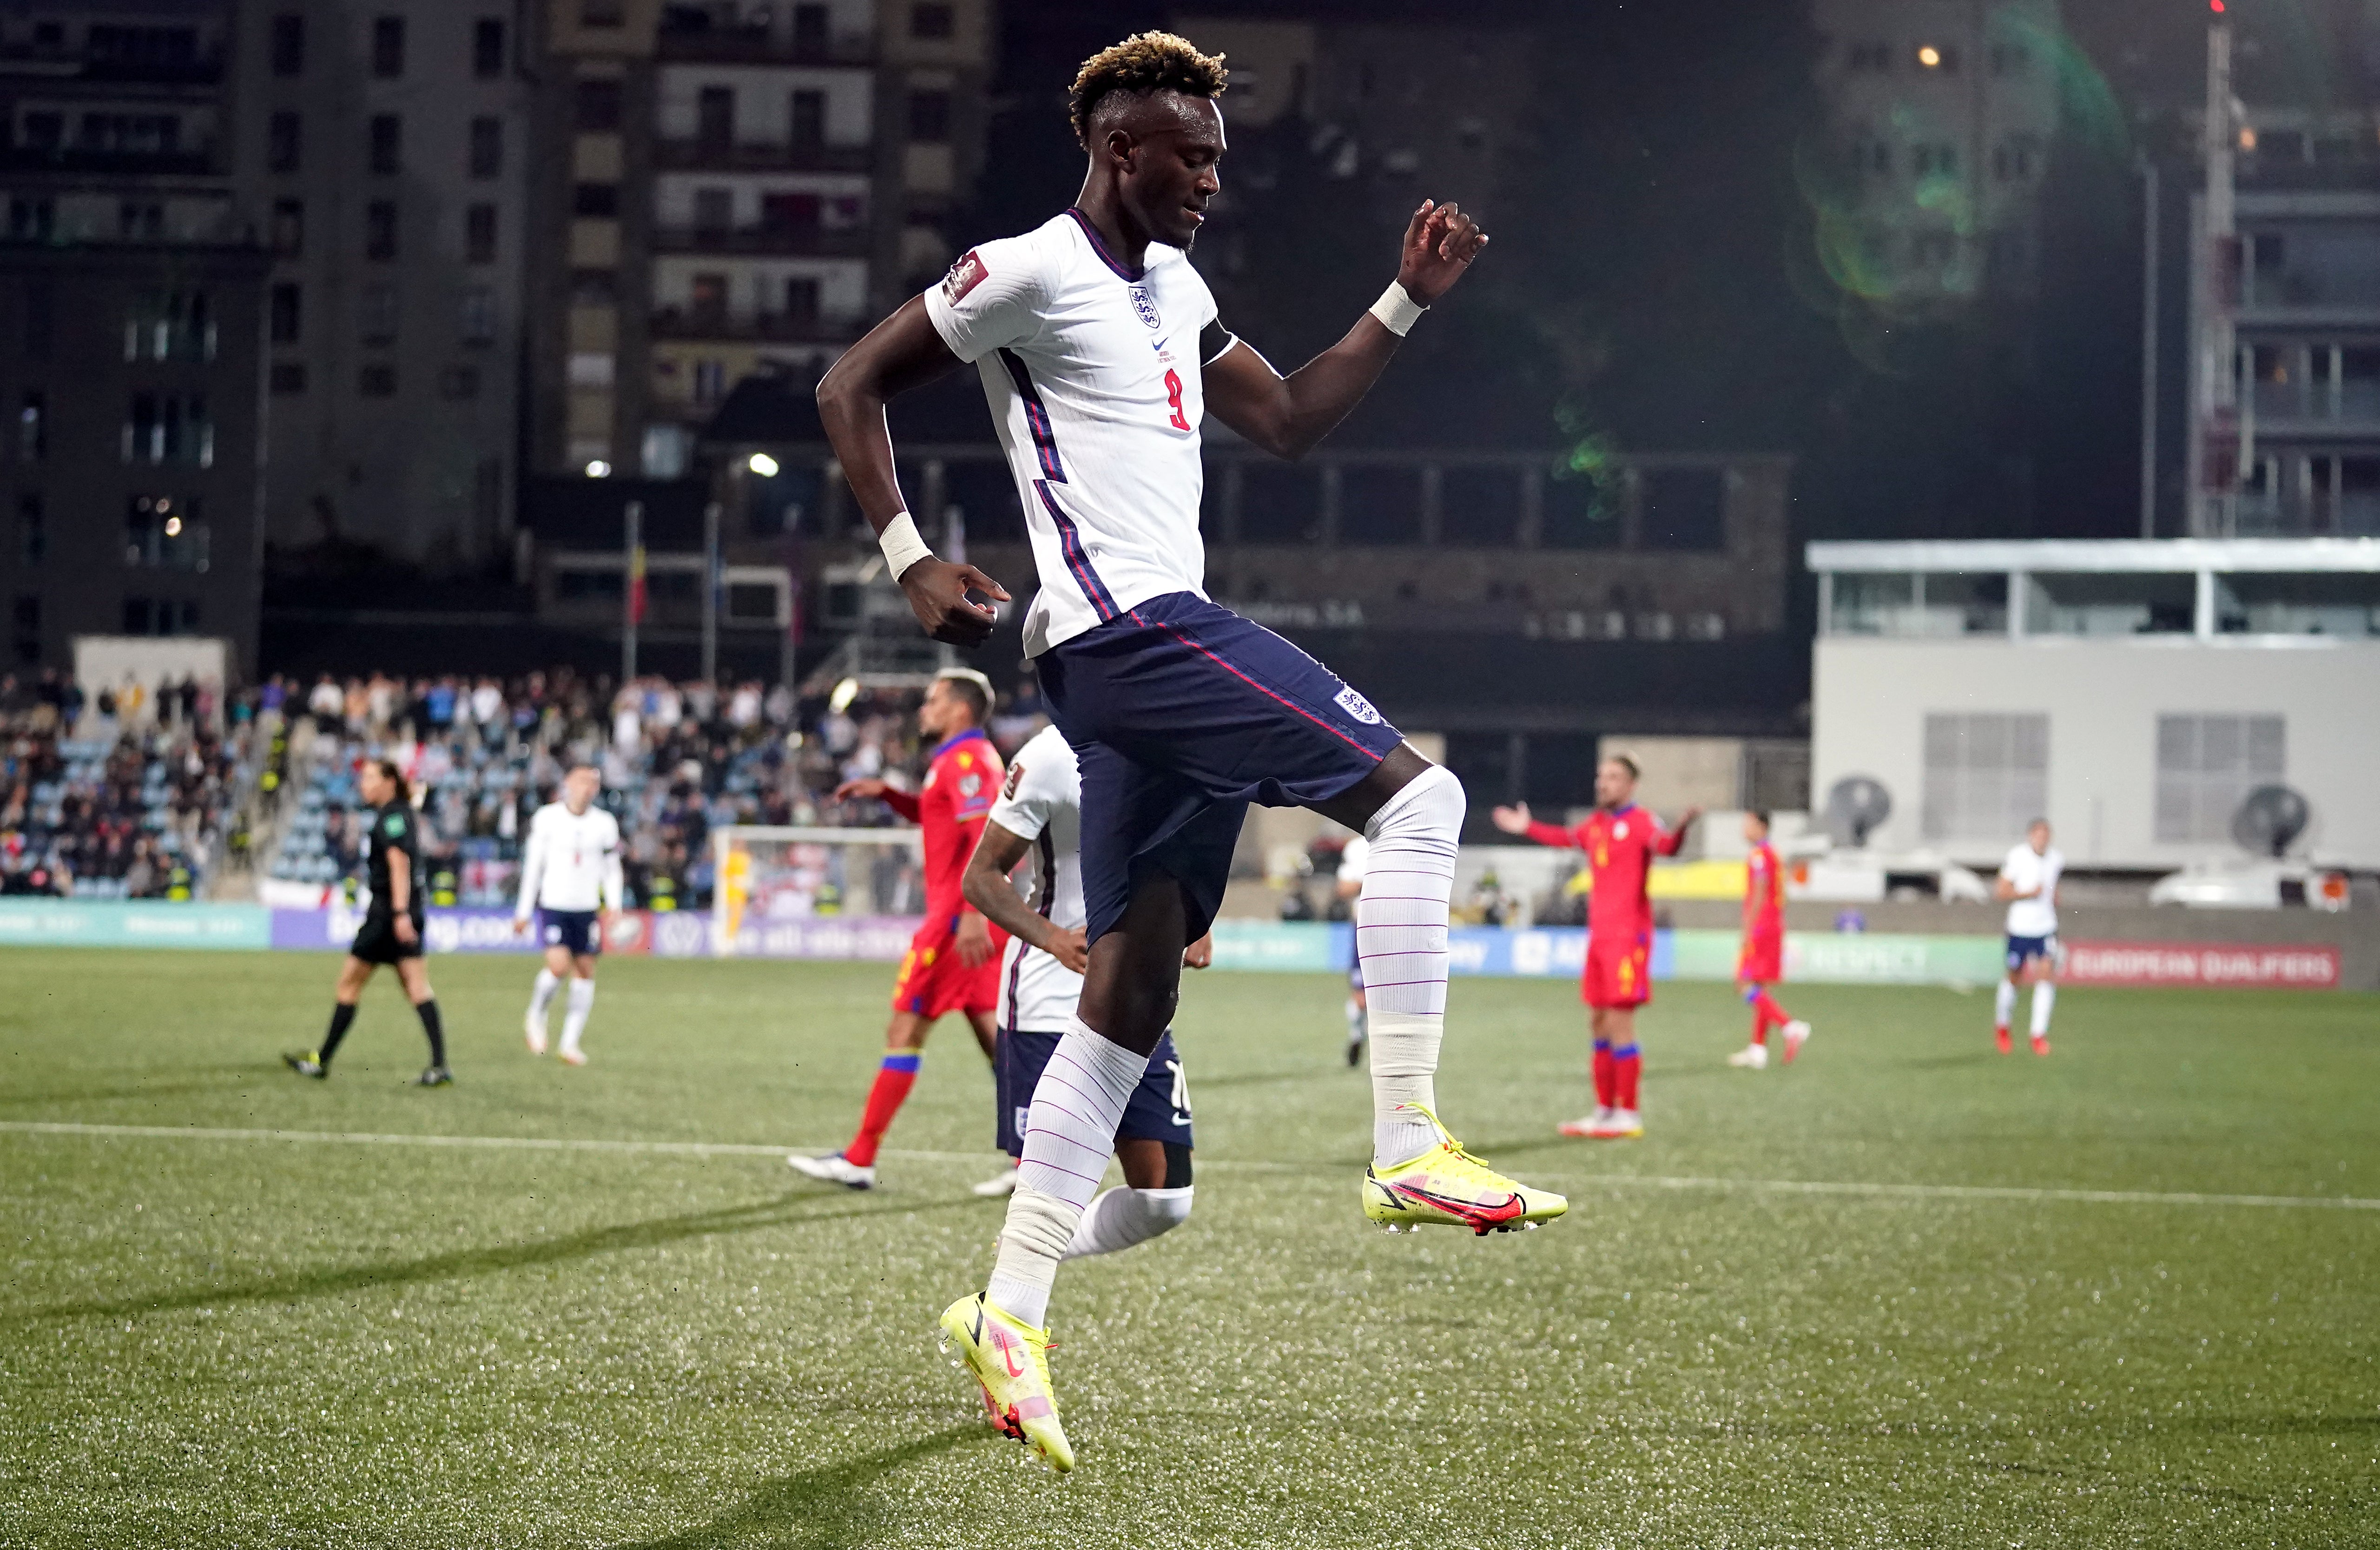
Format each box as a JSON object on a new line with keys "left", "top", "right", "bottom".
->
{"left": 350, "top": 910, "right": 426, "bottom": 965}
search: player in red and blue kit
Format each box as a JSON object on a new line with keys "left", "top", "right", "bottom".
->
{"left": 1495, "top": 752, "right": 1698, "bottom": 1139}
{"left": 1727, "top": 811, "right": 1810, "bottom": 1070}
{"left": 790, "top": 669, "right": 1009, "bottom": 1190}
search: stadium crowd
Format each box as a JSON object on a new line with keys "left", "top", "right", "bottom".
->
{"left": 0, "top": 668, "right": 253, "bottom": 898}
{"left": 263, "top": 667, "right": 1051, "bottom": 910}
{"left": 0, "top": 662, "right": 1051, "bottom": 908}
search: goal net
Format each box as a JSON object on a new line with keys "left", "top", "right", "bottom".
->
{"left": 707, "top": 825, "right": 926, "bottom": 959}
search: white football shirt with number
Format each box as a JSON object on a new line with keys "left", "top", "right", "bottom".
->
{"left": 923, "top": 210, "right": 1223, "bottom": 657}
{"left": 988, "top": 725, "right": 1087, "bottom": 1033}
{"left": 1999, "top": 842, "right": 2064, "bottom": 938}
{"left": 514, "top": 801, "right": 625, "bottom": 918}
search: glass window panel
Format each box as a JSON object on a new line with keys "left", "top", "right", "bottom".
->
{"left": 2023, "top": 571, "right": 2195, "bottom": 635}
{"left": 2213, "top": 571, "right": 2380, "bottom": 637}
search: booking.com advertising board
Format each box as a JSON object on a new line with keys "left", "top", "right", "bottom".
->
{"left": 0, "top": 900, "right": 2343, "bottom": 988}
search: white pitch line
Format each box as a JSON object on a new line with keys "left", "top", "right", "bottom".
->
{"left": 2, "top": 1119, "right": 2373, "bottom": 1212}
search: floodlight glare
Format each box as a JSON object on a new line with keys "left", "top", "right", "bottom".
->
{"left": 748, "top": 452, "right": 780, "bottom": 477}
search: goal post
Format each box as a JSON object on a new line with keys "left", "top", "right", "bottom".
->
{"left": 709, "top": 825, "right": 925, "bottom": 958}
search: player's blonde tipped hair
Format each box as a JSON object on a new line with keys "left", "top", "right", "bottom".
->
{"left": 1603, "top": 751, "right": 1642, "bottom": 782}
{"left": 1068, "top": 31, "right": 1227, "bottom": 148}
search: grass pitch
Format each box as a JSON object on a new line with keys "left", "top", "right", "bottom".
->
{"left": 0, "top": 949, "right": 2374, "bottom": 1548}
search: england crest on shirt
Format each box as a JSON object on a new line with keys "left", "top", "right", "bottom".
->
{"left": 1334, "top": 685, "right": 1382, "bottom": 725}
{"left": 1128, "top": 284, "right": 1162, "bottom": 330}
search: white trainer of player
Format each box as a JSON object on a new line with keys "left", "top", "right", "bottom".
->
{"left": 789, "top": 1151, "right": 876, "bottom": 1190}
{"left": 1782, "top": 1019, "right": 1812, "bottom": 1063}
{"left": 972, "top": 1164, "right": 1020, "bottom": 1198}
{"left": 1727, "top": 1043, "right": 1769, "bottom": 1069}
{"left": 1585, "top": 1108, "right": 1642, "bottom": 1140}
{"left": 523, "top": 999, "right": 549, "bottom": 1056}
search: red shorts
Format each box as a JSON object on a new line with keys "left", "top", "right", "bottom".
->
{"left": 1581, "top": 932, "right": 1651, "bottom": 1009}
{"left": 1737, "top": 929, "right": 1782, "bottom": 984}
{"left": 890, "top": 922, "right": 1004, "bottom": 1019}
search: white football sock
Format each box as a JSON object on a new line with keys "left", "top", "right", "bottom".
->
{"left": 529, "top": 967, "right": 560, "bottom": 1022}
{"left": 1345, "top": 996, "right": 1367, "bottom": 1042}
{"left": 561, "top": 978, "right": 596, "bottom": 1054}
{"left": 2030, "top": 982, "right": 2055, "bottom": 1036}
{"left": 1994, "top": 979, "right": 2017, "bottom": 1028}
{"left": 985, "top": 1018, "right": 1144, "bottom": 1328}
{"left": 1062, "top": 1184, "right": 1193, "bottom": 1260}
{"left": 1358, "top": 764, "right": 1463, "bottom": 1165}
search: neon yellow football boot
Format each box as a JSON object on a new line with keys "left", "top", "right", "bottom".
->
{"left": 938, "top": 1293, "right": 1074, "bottom": 1472}
{"left": 1363, "top": 1103, "right": 1569, "bottom": 1236}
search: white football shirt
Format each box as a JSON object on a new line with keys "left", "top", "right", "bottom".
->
{"left": 1999, "top": 842, "right": 2063, "bottom": 938}
{"left": 514, "top": 801, "right": 625, "bottom": 918}
{"left": 988, "top": 725, "right": 1086, "bottom": 1033}
{"left": 923, "top": 209, "right": 1221, "bottom": 658}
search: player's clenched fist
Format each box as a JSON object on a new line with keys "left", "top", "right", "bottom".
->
{"left": 900, "top": 557, "right": 1009, "bottom": 647}
{"left": 1396, "top": 199, "right": 1489, "bottom": 306}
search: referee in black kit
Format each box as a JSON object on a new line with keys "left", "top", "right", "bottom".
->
{"left": 284, "top": 757, "right": 453, "bottom": 1086}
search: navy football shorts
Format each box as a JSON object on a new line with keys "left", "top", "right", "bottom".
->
{"left": 540, "top": 908, "right": 603, "bottom": 957}
{"left": 997, "top": 1027, "right": 1193, "bottom": 1157}
{"left": 2005, "top": 933, "right": 2057, "bottom": 972}
{"left": 1038, "top": 591, "right": 1404, "bottom": 943}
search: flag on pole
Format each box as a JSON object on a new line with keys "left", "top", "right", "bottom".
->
{"left": 627, "top": 539, "right": 648, "bottom": 625}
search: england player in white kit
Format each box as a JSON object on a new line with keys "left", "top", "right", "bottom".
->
{"left": 512, "top": 763, "right": 624, "bottom": 1066}
{"left": 813, "top": 32, "right": 1562, "bottom": 1471}
{"left": 1994, "top": 818, "right": 2064, "bottom": 1056}
{"left": 961, "top": 725, "right": 1205, "bottom": 1269}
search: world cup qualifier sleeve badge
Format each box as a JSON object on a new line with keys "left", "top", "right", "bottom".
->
{"left": 942, "top": 250, "right": 988, "bottom": 306}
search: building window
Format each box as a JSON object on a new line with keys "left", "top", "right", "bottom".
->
{"left": 698, "top": 86, "right": 734, "bottom": 150}
{"left": 693, "top": 358, "right": 726, "bottom": 404}
{"left": 19, "top": 392, "right": 44, "bottom": 460}
{"left": 1846, "top": 41, "right": 1890, "bottom": 70}
{"left": 366, "top": 199, "right": 397, "bottom": 259}
{"left": 7, "top": 197, "right": 54, "bottom": 241}
{"left": 358, "top": 363, "right": 397, "bottom": 397}
{"left": 1920, "top": 712, "right": 2048, "bottom": 843}
{"left": 460, "top": 286, "right": 496, "bottom": 343}
{"left": 907, "top": 89, "right": 952, "bottom": 143}
{"left": 123, "top": 393, "right": 213, "bottom": 467}
{"left": 465, "top": 203, "right": 497, "bottom": 263}
{"left": 23, "top": 276, "right": 50, "bottom": 360}
{"left": 573, "top": 181, "right": 619, "bottom": 217}
{"left": 1640, "top": 468, "right": 1726, "bottom": 551}
{"left": 791, "top": 4, "right": 827, "bottom": 55}
{"left": 270, "top": 13, "right": 303, "bottom": 75}
{"left": 12, "top": 595, "right": 37, "bottom": 663}
{"left": 439, "top": 364, "right": 481, "bottom": 400}
{"left": 271, "top": 198, "right": 303, "bottom": 255}
{"left": 473, "top": 17, "right": 506, "bottom": 77}
{"left": 910, "top": 2, "right": 954, "bottom": 39}
{"left": 790, "top": 89, "right": 825, "bottom": 150}
{"left": 268, "top": 110, "right": 301, "bottom": 172}
{"left": 124, "top": 291, "right": 215, "bottom": 363}
{"left": 125, "top": 495, "right": 208, "bottom": 571}
{"left": 581, "top": 0, "right": 625, "bottom": 26}
{"left": 2156, "top": 716, "right": 2283, "bottom": 844}
{"left": 574, "top": 79, "right": 623, "bottom": 131}
{"left": 371, "top": 15, "right": 405, "bottom": 78}
{"left": 784, "top": 276, "right": 819, "bottom": 322}
{"left": 270, "top": 361, "right": 308, "bottom": 394}
{"left": 123, "top": 597, "right": 200, "bottom": 636}
{"left": 469, "top": 117, "right": 502, "bottom": 178}
{"left": 18, "top": 493, "right": 44, "bottom": 563}
{"left": 270, "top": 282, "right": 302, "bottom": 343}
{"left": 369, "top": 113, "right": 402, "bottom": 175}
{"left": 1994, "top": 140, "right": 2035, "bottom": 181}
{"left": 359, "top": 282, "right": 398, "bottom": 345}
{"left": 570, "top": 267, "right": 616, "bottom": 304}
{"left": 1911, "top": 144, "right": 1956, "bottom": 177}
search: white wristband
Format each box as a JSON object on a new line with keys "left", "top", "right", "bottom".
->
{"left": 1368, "top": 280, "right": 1427, "bottom": 337}
{"left": 877, "top": 510, "right": 935, "bottom": 580}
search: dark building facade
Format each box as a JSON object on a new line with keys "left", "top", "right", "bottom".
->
{"left": 0, "top": 241, "right": 269, "bottom": 676}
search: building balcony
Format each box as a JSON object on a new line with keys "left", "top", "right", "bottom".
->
{"left": 0, "top": 48, "right": 225, "bottom": 87}
{"left": 0, "top": 145, "right": 216, "bottom": 177}
{"left": 650, "top": 306, "right": 853, "bottom": 344}
{"left": 654, "top": 138, "right": 873, "bottom": 175}
{"left": 651, "top": 224, "right": 870, "bottom": 258}
{"left": 654, "top": 13, "right": 872, "bottom": 67}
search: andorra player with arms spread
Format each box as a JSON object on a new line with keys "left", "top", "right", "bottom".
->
{"left": 811, "top": 33, "right": 1565, "bottom": 1471}
{"left": 1495, "top": 752, "right": 1699, "bottom": 1139}
{"left": 788, "top": 668, "right": 1007, "bottom": 1190}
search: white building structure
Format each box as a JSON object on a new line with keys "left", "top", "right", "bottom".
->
{"left": 1808, "top": 538, "right": 2380, "bottom": 870}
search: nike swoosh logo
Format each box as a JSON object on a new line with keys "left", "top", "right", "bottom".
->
{"left": 1392, "top": 1182, "right": 1525, "bottom": 1228}
{"left": 998, "top": 1331, "right": 1025, "bottom": 1379}
{"left": 1171, "top": 1114, "right": 1191, "bottom": 1127}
